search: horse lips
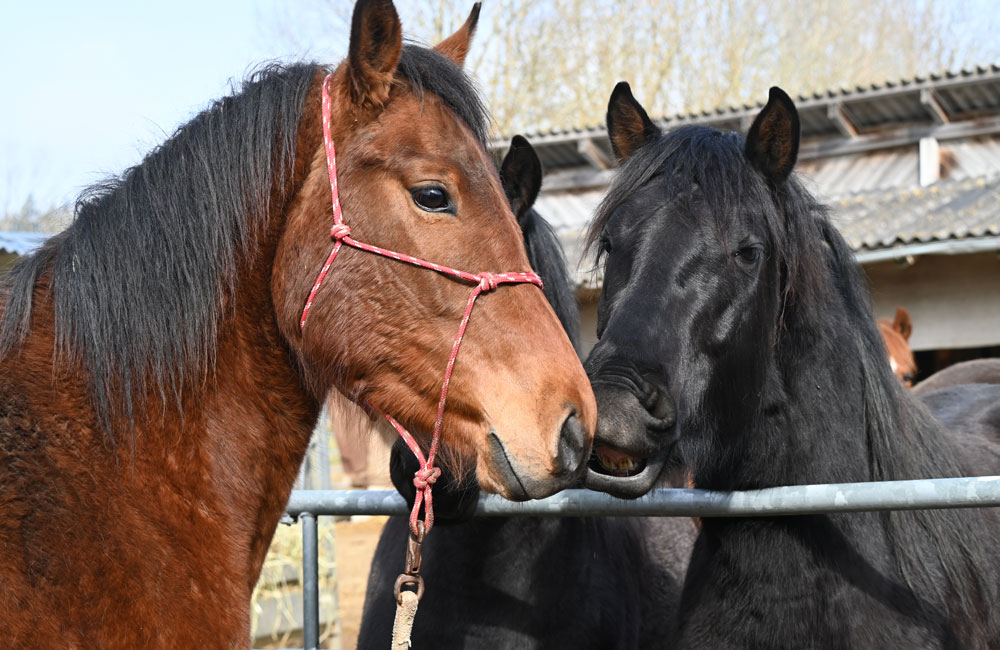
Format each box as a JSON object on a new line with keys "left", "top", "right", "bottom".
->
{"left": 593, "top": 444, "right": 644, "bottom": 477}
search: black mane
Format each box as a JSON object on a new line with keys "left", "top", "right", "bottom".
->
{"left": 0, "top": 46, "right": 489, "bottom": 439}
{"left": 520, "top": 207, "right": 580, "bottom": 349}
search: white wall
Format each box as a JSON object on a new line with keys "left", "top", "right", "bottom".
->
{"left": 866, "top": 252, "right": 1000, "bottom": 351}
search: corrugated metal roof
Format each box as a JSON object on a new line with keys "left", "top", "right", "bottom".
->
{"left": 494, "top": 64, "right": 1000, "bottom": 172}
{"left": 830, "top": 175, "right": 1000, "bottom": 251}
{"left": 537, "top": 174, "right": 1000, "bottom": 288}
{"left": 797, "top": 147, "right": 919, "bottom": 197}
{"left": 0, "top": 232, "right": 48, "bottom": 256}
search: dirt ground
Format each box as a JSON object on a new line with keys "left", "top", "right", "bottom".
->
{"left": 334, "top": 516, "right": 389, "bottom": 649}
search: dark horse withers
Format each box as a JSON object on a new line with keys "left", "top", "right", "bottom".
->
{"left": 586, "top": 82, "right": 1000, "bottom": 647}
{"left": 0, "top": 2, "right": 595, "bottom": 647}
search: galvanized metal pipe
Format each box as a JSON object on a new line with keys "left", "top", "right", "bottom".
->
{"left": 300, "top": 512, "right": 319, "bottom": 650}
{"left": 285, "top": 476, "right": 1000, "bottom": 518}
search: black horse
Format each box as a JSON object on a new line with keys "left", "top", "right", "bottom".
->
{"left": 584, "top": 83, "right": 1000, "bottom": 648}
{"left": 358, "top": 136, "right": 695, "bottom": 650}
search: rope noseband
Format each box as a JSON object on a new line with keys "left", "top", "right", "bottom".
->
{"left": 300, "top": 73, "right": 543, "bottom": 538}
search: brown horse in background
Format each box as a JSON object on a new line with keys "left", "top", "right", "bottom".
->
{"left": 0, "top": 2, "right": 594, "bottom": 648}
{"left": 878, "top": 307, "right": 917, "bottom": 387}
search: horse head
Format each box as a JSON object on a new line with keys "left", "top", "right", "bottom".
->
{"left": 878, "top": 307, "right": 917, "bottom": 386}
{"left": 584, "top": 83, "right": 808, "bottom": 496}
{"left": 272, "top": 1, "right": 596, "bottom": 500}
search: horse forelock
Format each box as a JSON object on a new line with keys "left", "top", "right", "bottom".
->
{"left": 394, "top": 44, "right": 489, "bottom": 145}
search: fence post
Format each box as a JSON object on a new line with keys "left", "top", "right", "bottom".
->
{"left": 301, "top": 512, "right": 319, "bottom": 650}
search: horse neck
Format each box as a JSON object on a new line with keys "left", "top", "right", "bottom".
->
{"left": 204, "top": 226, "right": 322, "bottom": 579}
{"left": 696, "top": 307, "right": 961, "bottom": 492}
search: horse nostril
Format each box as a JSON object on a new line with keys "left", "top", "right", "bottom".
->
{"left": 644, "top": 385, "right": 676, "bottom": 426}
{"left": 556, "top": 412, "right": 588, "bottom": 476}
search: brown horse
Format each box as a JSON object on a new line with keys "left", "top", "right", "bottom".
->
{"left": 0, "top": 2, "right": 595, "bottom": 648}
{"left": 877, "top": 307, "right": 917, "bottom": 386}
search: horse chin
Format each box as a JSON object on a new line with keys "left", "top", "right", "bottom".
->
{"left": 584, "top": 446, "right": 671, "bottom": 499}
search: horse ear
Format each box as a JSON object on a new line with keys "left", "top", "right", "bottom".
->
{"left": 607, "top": 82, "right": 660, "bottom": 162}
{"left": 433, "top": 3, "right": 481, "bottom": 66}
{"left": 745, "top": 86, "right": 800, "bottom": 183}
{"left": 500, "top": 135, "right": 542, "bottom": 224}
{"left": 346, "top": 0, "right": 403, "bottom": 111}
{"left": 893, "top": 307, "right": 913, "bottom": 341}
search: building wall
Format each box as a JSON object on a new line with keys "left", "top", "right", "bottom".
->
{"left": 574, "top": 251, "right": 1000, "bottom": 357}
{"left": 866, "top": 252, "right": 1000, "bottom": 351}
{"left": 579, "top": 294, "right": 599, "bottom": 356}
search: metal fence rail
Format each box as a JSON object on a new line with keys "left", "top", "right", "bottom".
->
{"left": 282, "top": 476, "right": 1000, "bottom": 649}
{"left": 287, "top": 475, "right": 1000, "bottom": 518}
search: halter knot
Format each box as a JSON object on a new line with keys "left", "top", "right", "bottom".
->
{"left": 330, "top": 224, "right": 352, "bottom": 240}
{"left": 478, "top": 272, "right": 499, "bottom": 292}
{"left": 413, "top": 466, "right": 442, "bottom": 491}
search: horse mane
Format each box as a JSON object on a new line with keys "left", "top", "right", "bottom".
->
{"left": 817, "top": 215, "right": 994, "bottom": 623}
{"left": 520, "top": 207, "right": 580, "bottom": 350}
{"left": 587, "top": 123, "right": 995, "bottom": 626}
{"left": 0, "top": 46, "right": 490, "bottom": 441}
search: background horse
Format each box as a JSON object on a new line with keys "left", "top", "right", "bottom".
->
{"left": 914, "top": 358, "right": 1000, "bottom": 395}
{"left": 878, "top": 307, "right": 917, "bottom": 386}
{"left": 358, "top": 136, "right": 695, "bottom": 650}
{"left": 0, "top": 2, "right": 595, "bottom": 647}
{"left": 583, "top": 81, "right": 1000, "bottom": 648}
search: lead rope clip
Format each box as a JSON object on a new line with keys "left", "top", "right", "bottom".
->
{"left": 391, "top": 521, "right": 425, "bottom": 648}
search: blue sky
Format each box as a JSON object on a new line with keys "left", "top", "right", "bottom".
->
{"left": 0, "top": 0, "right": 345, "bottom": 214}
{"left": 3, "top": 1, "right": 998, "bottom": 217}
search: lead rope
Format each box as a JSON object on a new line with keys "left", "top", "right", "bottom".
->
{"left": 300, "top": 74, "right": 543, "bottom": 645}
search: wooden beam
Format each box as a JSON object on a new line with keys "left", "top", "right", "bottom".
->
{"left": 576, "top": 138, "right": 614, "bottom": 170}
{"left": 798, "top": 115, "right": 1000, "bottom": 161}
{"left": 921, "top": 88, "right": 951, "bottom": 124}
{"left": 827, "top": 103, "right": 859, "bottom": 138}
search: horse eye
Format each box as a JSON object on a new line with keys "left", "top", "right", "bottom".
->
{"left": 735, "top": 246, "right": 761, "bottom": 264}
{"left": 411, "top": 186, "right": 452, "bottom": 213}
{"left": 599, "top": 235, "right": 614, "bottom": 255}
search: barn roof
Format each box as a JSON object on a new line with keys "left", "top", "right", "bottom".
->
{"left": 489, "top": 64, "right": 1000, "bottom": 177}
{"left": 0, "top": 231, "right": 48, "bottom": 256}
{"left": 831, "top": 174, "right": 1000, "bottom": 262}
{"left": 492, "top": 65, "right": 1000, "bottom": 288}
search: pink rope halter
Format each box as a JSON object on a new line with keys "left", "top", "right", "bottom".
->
{"left": 301, "top": 73, "right": 543, "bottom": 535}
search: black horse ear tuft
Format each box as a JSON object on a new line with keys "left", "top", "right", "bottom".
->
{"left": 500, "top": 135, "right": 542, "bottom": 224}
{"left": 607, "top": 82, "right": 661, "bottom": 162}
{"left": 745, "top": 86, "right": 800, "bottom": 184}
{"left": 347, "top": 0, "right": 403, "bottom": 111}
